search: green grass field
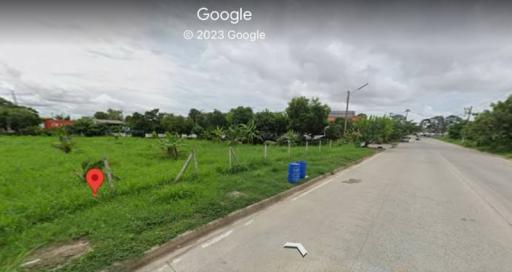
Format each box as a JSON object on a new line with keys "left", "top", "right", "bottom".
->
{"left": 0, "top": 136, "right": 374, "bottom": 271}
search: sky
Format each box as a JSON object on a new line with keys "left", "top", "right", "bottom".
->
{"left": 0, "top": 0, "right": 511, "bottom": 121}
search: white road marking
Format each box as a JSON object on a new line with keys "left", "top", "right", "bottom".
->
{"left": 244, "top": 219, "right": 254, "bottom": 226}
{"left": 201, "top": 230, "right": 233, "bottom": 248}
{"left": 20, "top": 259, "right": 41, "bottom": 267}
{"left": 292, "top": 179, "right": 333, "bottom": 201}
{"left": 157, "top": 264, "right": 172, "bottom": 272}
{"left": 349, "top": 152, "right": 383, "bottom": 170}
{"left": 283, "top": 242, "right": 308, "bottom": 257}
{"left": 291, "top": 153, "right": 383, "bottom": 202}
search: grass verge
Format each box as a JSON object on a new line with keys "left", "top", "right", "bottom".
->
{"left": 436, "top": 136, "right": 512, "bottom": 159}
{"left": 0, "top": 136, "right": 374, "bottom": 271}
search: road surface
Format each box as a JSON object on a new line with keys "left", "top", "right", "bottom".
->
{"left": 139, "top": 138, "right": 512, "bottom": 272}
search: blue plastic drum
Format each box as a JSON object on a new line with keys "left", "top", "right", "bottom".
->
{"left": 297, "top": 160, "right": 307, "bottom": 179}
{"left": 288, "top": 163, "right": 300, "bottom": 183}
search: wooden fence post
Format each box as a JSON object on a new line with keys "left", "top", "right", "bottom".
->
{"left": 305, "top": 140, "right": 308, "bottom": 152}
{"left": 264, "top": 143, "right": 268, "bottom": 160}
{"left": 175, "top": 152, "right": 193, "bottom": 182}
{"left": 103, "top": 158, "right": 115, "bottom": 192}
{"left": 229, "top": 146, "right": 233, "bottom": 169}
{"left": 193, "top": 150, "right": 199, "bottom": 176}
{"left": 329, "top": 140, "right": 333, "bottom": 149}
{"left": 319, "top": 140, "right": 322, "bottom": 151}
{"left": 288, "top": 140, "right": 291, "bottom": 158}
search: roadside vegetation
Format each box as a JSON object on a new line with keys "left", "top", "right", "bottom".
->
{"left": 421, "top": 95, "right": 512, "bottom": 159}
{"left": 0, "top": 95, "right": 418, "bottom": 271}
{"left": 0, "top": 136, "right": 374, "bottom": 271}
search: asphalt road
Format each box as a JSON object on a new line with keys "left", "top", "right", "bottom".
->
{"left": 139, "top": 138, "right": 512, "bottom": 272}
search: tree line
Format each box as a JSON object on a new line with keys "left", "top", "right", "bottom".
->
{"left": 0, "top": 95, "right": 419, "bottom": 146}
{"left": 422, "top": 95, "right": 512, "bottom": 152}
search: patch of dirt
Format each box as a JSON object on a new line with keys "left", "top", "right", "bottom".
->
{"left": 20, "top": 239, "right": 91, "bottom": 271}
{"left": 342, "top": 178, "right": 362, "bottom": 184}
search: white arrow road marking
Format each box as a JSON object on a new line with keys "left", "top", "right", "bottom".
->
{"left": 283, "top": 242, "right": 308, "bottom": 257}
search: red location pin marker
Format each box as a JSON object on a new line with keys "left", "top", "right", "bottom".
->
{"left": 85, "top": 168, "right": 104, "bottom": 197}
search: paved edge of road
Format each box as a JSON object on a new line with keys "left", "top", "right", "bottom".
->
{"left": 115, "top": 148, "right": 384, "bottom": 272}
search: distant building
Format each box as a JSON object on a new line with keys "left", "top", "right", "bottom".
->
{"left": 43, "top": 119, "right": 74, "bottom": 129}
{"left": 328, "top": 110, "right": 356, "bottom": 122}
{"left": 93, "top": 119, "right": 125, "bottom": 126}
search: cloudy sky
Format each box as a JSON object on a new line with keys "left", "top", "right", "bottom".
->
{"left": 0, "top": 0, "right": 511, "bottom": 121}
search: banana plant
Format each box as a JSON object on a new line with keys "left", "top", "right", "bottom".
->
{"left": 160, "top": 132, "right": 184, "bottom": 159}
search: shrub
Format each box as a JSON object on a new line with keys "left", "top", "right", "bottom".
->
{"left": 159, "top": 132, "right": 184, "bottom": 159}
{"left": 54, "top": 134, "right": 73, "bottom": 153}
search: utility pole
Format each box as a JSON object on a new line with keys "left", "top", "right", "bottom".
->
{"left": 464, "top": 106, "right": 473, "bottom": 122}
{"left": 462, "top": 106, "right": 473, "bottom": 144}
{"left": 343, "top": 90, "right": 351, "bottom": 136}
{"left": 343, "top": 83, "right": 368, "bottom": 136}
{"left": 11, "top": 90, "right": 18, "bottom": 105}
{"left": 405, "top": 109, "right": 411, "bottom": 120}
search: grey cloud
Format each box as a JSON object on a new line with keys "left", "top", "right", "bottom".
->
{"left": 1, "top": 0, "right": 512, "bottom": 121}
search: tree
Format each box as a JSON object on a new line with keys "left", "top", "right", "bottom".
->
{"left": 286, "top": 97, "right": 330, "bottom": 135}
{"left": 188, "top": 108, "right": 203, "bottom": 125}
{"left": 0, "top": 97, "right": 41, "bottom": 133}
{"left": 125, "top": 112, "right": 146, "bottom": 135}
{"left": 144, "top": 109, "right": 162, "bottom": 132}
{"left": 353, "top": 116, "right": 400, "bottom": 146}
{"left": 445, "top": 115, "right": 464, "bottom": 139}
{"left": 324, "top": 124, "right": 342, "bottom": 140}
{"left": 94, "top": 109, "right": 123, "bottom": 120}
{"left": 448, "top": 122, "right": 465, "bottom": 139}
{"left": 69, "top": 117, "right": 109, "bottom": 136}
{"left": 93, "top": 111, "right": 109, "bottom": 120}
{"left": 204, "top": 109, "right": 228, "bottom": 129}
{"left": 254, "top": 110, "right": 288, "bottom": 141}
{"left": 464, "top": 95, "right": 512, "bottom": 151}
{"left": 227, "top": 106, "right": 253, "bottom": 126}
{"left": 161, "top": 114, "right": 192, "bottom": 135}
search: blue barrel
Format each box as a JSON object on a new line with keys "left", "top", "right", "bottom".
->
{"left": 288, "top": 163, "right": 300, "bottom": 183}
{"left": 297, "top": 161, "right": 307, "bottom": 179}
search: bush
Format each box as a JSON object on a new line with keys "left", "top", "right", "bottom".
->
{"left": 324, "top": 124, "right": 342, "bottom": 140}
{"left": 53, "top": 134, "right": 74, "bottom": 153}
{"left": 159, "top": 132, "right": 184, "bottom": 159}
{"left": 277, "top": 130, "right": 300, "bottom": 145}
{"left": 17, "top": 126, "right": 42, "bottom": 135}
